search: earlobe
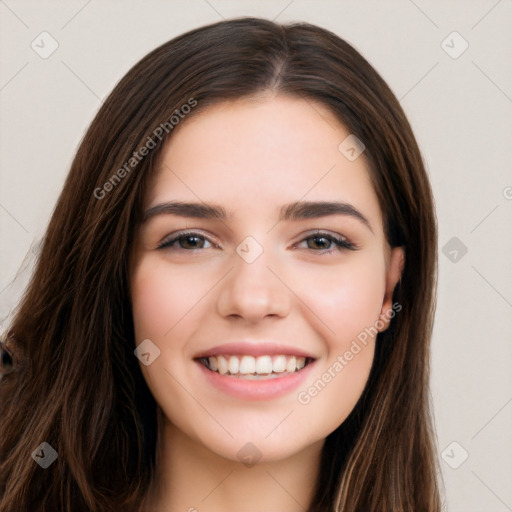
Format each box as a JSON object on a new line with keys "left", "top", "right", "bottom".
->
{"left": 378, "top": 246, "right": 405, "bottom": 332}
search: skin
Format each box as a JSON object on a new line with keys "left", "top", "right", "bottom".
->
{"left": 130, "top": 94, "right": 404, "bottom": 511}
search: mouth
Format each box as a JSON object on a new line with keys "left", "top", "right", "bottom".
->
{"left": 195, "top": 354, "right": 315, "bottom": 380}
{"left": 192, "top": 341, "right": 318, "bottom": 400}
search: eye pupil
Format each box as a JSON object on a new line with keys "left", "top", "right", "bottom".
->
{"left": 181, "top": 235, "right": 202, "bottom": 249}
{"left": 309, "top": 236, "right": 330, "bottom": 250}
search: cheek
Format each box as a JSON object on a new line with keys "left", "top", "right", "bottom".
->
{"left": 292, "top": 254, "right": 386, "bottom": 421}
{"left": 130, "top": 256, "right": 210, "bottom": 426}
{"left": 131, "top": 256, "right": 207, "bottom": 340}
{"left": 291, "top": 254, "right": 387, "bottom": 345}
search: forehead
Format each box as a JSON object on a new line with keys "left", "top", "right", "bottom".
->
{"left": 146, "top": 95, "right": 383, "bottom": 230}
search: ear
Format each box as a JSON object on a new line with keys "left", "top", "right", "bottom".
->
{"left": 378, "top": 246, "right": 405, "bottom": 332}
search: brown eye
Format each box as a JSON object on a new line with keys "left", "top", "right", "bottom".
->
{"left": 297, "top": 231, "right": 356, "bottom": 254}
{"left": 307, "top": 235, "right": 334, "bottom": 250}
{"left": 177, "top": 234, "right": 206, "bottom": 249}
{"left": 157, "top": 231, "right": 215, "bottom": 251}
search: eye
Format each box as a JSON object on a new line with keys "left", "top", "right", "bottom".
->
{"left": 157, "top": 229, "right": 357, "bottom": 254}
{"left": 295, "top": 230, "right": 357, "bottom": 254}
{"left": 157, "top": 231, "right": 216, "bottom": 251}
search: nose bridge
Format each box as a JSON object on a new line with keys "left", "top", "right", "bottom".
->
{"left": 216, "top": 235, "right": 290, "bottom": 321}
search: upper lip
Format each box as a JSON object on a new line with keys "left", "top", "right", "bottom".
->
{"left": 193, "top": 341, "right": 317, "bottom": 360}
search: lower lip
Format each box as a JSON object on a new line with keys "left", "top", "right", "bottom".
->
{"left": 195, "top": 359, "right": 316, "bottom": 401}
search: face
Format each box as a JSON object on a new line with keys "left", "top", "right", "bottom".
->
{"left": 130, "top": 94, "right": 403, "bottom": 463}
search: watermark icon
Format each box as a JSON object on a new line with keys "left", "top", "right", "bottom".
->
{"left": 31, "top": 442, "right": 58, "bottom": 468}
{"left": 441, "top": 441, "right": 469, "bottom": 469}
{"left": 236, "top": 442, "right": 262, "bottom": 467}
{"left": 297, "top": 301, "right": 402, "bottom": 405}
{"left": 442, "top": 236, "right": 468, "bottom": 263}
{"left": 31, "top": 31, "right": 59, "bottom": 59}
{"left": 441, "top": 31, "right": 469, "bottom": 60}
{"left": 338, "top": 134, "right": 365, "bottom": 161}
{"left": 134, "top": 338, "right": 161, "bottom": 366}
{"left": 503, "top": 186, "right": 512, "bottom": 200}
{"left": 236, "top": 236, "right": 264, "bottom": 264}
{"left": 94, "top": 98, "right": 197, "bottom": 200}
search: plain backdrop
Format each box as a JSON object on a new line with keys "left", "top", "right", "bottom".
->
{"left": 1, "top": 1, "right": 511, "bottom": 510}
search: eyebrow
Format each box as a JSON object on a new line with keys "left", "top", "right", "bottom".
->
{"left": 143, "top": 200, "right": 373, "bottom": 232}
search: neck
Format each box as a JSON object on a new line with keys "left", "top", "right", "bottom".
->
{"left": 144, "top": 409, "right": 324, "bottom": 511}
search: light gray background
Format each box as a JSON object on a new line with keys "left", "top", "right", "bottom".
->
{"left": 1, "top": 1, "right": 511, "bottom": 510}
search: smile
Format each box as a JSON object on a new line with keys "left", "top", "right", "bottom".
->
{"left": 198, "top": 354, "right": 314, "bottom": 379}
{"left": 194, "top": 354, "right": 316, "bottom": 400}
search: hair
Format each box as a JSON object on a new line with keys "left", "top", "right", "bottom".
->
{"left": 0, "top": 16, "right": 442, "bottom": 512}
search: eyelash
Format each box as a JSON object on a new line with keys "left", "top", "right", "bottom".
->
{"left": 157, "top": 230, "right": 357, "bottom": 254}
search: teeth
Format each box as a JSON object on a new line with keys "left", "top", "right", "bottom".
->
{"left": 201, "top": 354, "right": 311, "bottom": 376}
{"left": 286, "top": 356, "right": 296, "bottom": 372}
{"left": 228, "top": 356, "right": 239, "bottom": 374}
{"left": 239, "top": 355, "right": 256, "bottom": 374}
{"left": 255, "top": 355, "right": 273, "bottom": 374}
{"left": 273, "top": 355, "right": 287, "bottom": 373}
{"left": 217, "top": 355, "right": 228, "bottom": 375}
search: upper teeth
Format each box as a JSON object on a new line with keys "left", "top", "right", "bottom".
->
{"left": 205, "top": 355, "right": 307, "bottom": 375}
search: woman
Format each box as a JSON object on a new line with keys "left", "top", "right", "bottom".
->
{"left": 0, "top": 17, "right": 442, "bottom": 512}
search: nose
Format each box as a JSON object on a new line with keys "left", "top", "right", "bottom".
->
{"left": 216, "top": 246, "right": 291, "bottom": 323}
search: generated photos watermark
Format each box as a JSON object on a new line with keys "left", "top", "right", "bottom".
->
{"left": 93, "top": 97, "right": 197, "bottom": 200}
{"left": 297, "top": 301, "right": 402, "bottom": 405}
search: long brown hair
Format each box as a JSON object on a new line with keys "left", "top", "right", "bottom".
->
{"left": 0, "top": 17, "right": 442, "bottom": 512}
